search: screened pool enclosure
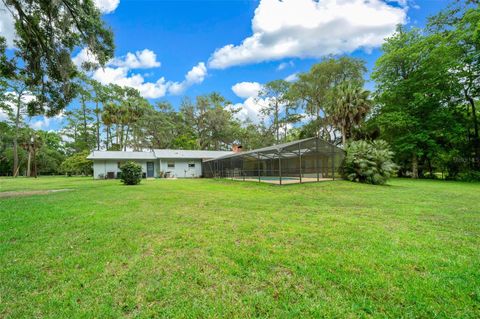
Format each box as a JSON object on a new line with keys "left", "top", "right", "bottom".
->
{"left": 202, "top": 137, "right": 345, "bottom": 185}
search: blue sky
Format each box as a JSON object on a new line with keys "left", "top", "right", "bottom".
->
{"left": 1, "top": 0, "right": 452, "bottom": 130}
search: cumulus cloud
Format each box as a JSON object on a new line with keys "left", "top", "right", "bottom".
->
{"left": 93, "top": 0, "right": 120, "bottom": 13}
{"left": 229, "top": 97, "right": 267, "bottom": 123}
{"left": 0, "top": 2, "right": 17, "bottom": 48}
{"left": 72, "top": 48, "right": 99, "bottom": 68}
{"left": 168, "top": 62, "right": 208, "bottom": 95}
{"left": 284, "top": 73, "right": 298, "bottom": 82}
{"left": 1, "top": 91, "right": 37, "bottom": 113}
{"left": 72, "top": 47, "right": 207, "bottom": 98}
{"left": 209, "top": 0, "right": 407, "bottom": 69}
{"left": 28, "top": 113, "right": 64, "bottom": 130}
{"left": 92, "top": 67, "right": 169, "bottom": 99}
{"left": 1, "top": 92, "right": 64, "bottom": 130}
{"left": 277, "top": 61, "right": 294, "bottom": 71}
{"left": 0, "top": 108, "right": 9, "bottom": 121}
{"left": 232, "top": 82, "right": 263, "bottom": 99}
{"left": 73, "top": 48, "right": 161, "bottom": 70}
{"left": 229, "top": 81, "right": 268, "bottom": 123}
{"left": 110, "top": 49, "right": 161, "bottom": 69}
{"left": 30, "top": 117, "right": 52, "bottom": 130}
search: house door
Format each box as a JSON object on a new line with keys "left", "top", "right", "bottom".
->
{"left": 186, "top": 163, "right": 196, "bottom": 177}
{"left": 146, "top": 162, "right": 154, "bottom": 178}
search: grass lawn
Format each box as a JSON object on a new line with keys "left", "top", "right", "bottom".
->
{"left": 0, "top": 177, "right": 479, "bottom": 318}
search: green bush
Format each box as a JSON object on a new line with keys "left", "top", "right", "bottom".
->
{"left": 342, "top": 140, "right": 397, "bottom": 185}
{"left": 456, "top": 171, "right": 480, "bottom": 182}
{"left": 60, "top": 150, "right": 93, "bottom": 176}
{"left": 119, "top": 161, "right": 142, "bottom": 185}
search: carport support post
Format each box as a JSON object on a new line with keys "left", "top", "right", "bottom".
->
{"left": 315, "top": 138, "right": 320, "bottom": 182}
{"left": 230, "top": 157, "right": 233, "bottom": 180}
{"left": 298, "top": 142, "right": 302, "bottom": 184}
{"left": 278, "top": 150, "right": 282, "bottom": 185}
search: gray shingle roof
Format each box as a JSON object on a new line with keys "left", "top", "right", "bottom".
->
{"left": 153, "top": 149, "right": 232, "bottom": 159}
{"left": 87, "top": 151, "right": 156, "bottom": 160}
{"left": 87, "top": 149, "right": 232, "bottom": 160}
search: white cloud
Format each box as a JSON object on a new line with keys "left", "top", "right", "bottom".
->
{"left": 232, "top": 82, "right": 263, "bottom": 99}
{"left": 28, "top": 112, "right": 64, "bottom": 130}
{"left": 0, "top": 108, "right": 9, "bottom": 121}
{"left": 72, "top": 48, "right": 99, "bottom": 68}
{"left": 0, "top": 2, "right": 17, "bottom": 48}
{"left": 277, "top": 61, "right": 294, "bottom": 71}
{"left": 284, "top": 73, "right": 298, "bottom": 82}
{"left": 228, "top": 97, "right": 267, "bottom": 124}
{"left": 1, "top": 91, "right": 37, "bottom": 116}
{"left": 88, "top": 59, "right": 207, "bottom": 99}
{"left": 229, "top": 81, "right": 270, "bottom": 123}
{"left": 73, "top": 48, "right": 161, "bottom": 70}
{"left": 208, "top": 0, "right": 407, "bottom": 69}
{"left": 92, "top": 67, "right": 168, "bottom": 99}
{"left": 72, "top": 47, "right": 206, "bottom": 98}
{"left": 168, "top": 62, "right": 208, "bottom": 95}
{"left": 93, "top": 0, "right": 120, "bottom": 13}
{"left": 110, "top": 49, "right": 161, "bottom": 69}
{"left": 30, "top": 117, "right": 51, "bottom": 130}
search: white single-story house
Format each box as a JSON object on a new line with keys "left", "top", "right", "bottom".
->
{"left": 87, "top": 149, "right": 233, "bottom": 179}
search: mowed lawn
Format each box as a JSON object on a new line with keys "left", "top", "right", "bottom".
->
{"left": 0, "top": 177, "right": 479, "bottom": 318}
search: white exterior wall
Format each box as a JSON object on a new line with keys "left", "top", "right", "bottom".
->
{"left": 158, "top": 158, "right": 203, "bottom": 178}
{"left": 93, "top": 160, "right": 156, "bottom": 179}
{"left": 93, "top": 158, "right": 204, "bottom": 179}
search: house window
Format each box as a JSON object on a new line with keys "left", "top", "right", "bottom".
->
{"left": 117, "top": 161, "right": 124, "bottom": 169}
{"left": 188, "top": 163, "right": 195, "bottom": 168}
{"left": 167, "top": 162, "right": 175, "bottom": 168}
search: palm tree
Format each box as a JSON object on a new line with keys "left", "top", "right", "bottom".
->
{"left": 329, "top": 83, "right": 371, "bottom": 146}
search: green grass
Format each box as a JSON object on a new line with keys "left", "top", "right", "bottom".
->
{"left": 1, "top": 177, "right": 479, "bottom": 318}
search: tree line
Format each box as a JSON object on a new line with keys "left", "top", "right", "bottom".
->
{"left": 0, "top": 1, "right": 479, "bottom": 180}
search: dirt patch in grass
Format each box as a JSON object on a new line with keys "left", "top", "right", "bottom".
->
{"left": 0, "top": 189, "right": 72, "bottom": 199}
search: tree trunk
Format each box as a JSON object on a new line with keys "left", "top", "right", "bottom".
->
{"left": 275, "top": 101, "right": 279, "bottom": 143}
{"left": 466, "top": 94, "right": 479, "bottom": 169}
{"left": 412, "top": 153, "right": 419, "bottom": 179}
{"left": 26, "top": 144, "right": 32, "bottom": 177}
{"left": 316, "top": 107, "right": 321, "bottom": 138}
{"left": 106, "top": 126, "right": 110, "bottom": 150}
{"left": 341, "top": 127, "right": 346, "bottom": 146}
{"left": 95, "top": 102, "right": 101, "bottom": 150}
{"left": 82, "top": 97, "right": 88, "bottom": 148}
{"left": 284, "top": 106, "right": 289, "bottom": 142}
{"left": 32, "top": 143, "right": 37, "bottom": 178}
{"left": 123, "top": 126, "right": 129, "bottom": 151}
{"left": 12, "top": 96, "right": 21, "bottom": 177}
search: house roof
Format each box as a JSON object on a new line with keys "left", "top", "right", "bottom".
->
{"left": 87, "top": 149, "right": 232, "bottom": 160}
{"left": 87, "top": 151, "right": 156, "bottom": 160}
{"left": 153, "top": 149, "right": 232, "bottom": 159}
